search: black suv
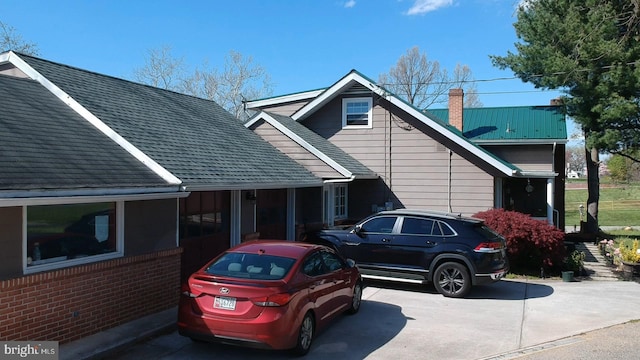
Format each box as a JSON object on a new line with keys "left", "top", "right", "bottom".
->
{"left": 303, "top": 209, "right": 509, "bottom": 298}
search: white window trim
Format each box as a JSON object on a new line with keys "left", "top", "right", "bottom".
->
{"left": 323, "top": 184, "right": 349, "bottom": 227}
{"left": 334, "top": 184, "right": 348, "bottom": 220}
{"left": 342, "top": 97, "right": 373, "bottom": 129}
{"left": 23, "top": 201, "right": 125, "bottom": 274}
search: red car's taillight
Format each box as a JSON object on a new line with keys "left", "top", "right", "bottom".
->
{"left": 474, "top": 242, "right": 503, "bottom": 252}
{"left": 251, "top": 293, "right": 292, "bottom": 307}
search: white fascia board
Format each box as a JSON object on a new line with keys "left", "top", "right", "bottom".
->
{"left": 257, "top": 112, "right": 352, "bottom": 178}
{"left": 0, "top": 189, "right": 190, "bottom": 207}
{"left": 516, "top": 171, "right": 559, "bottom": 178}
{"left": 0, "top": 51, "right": 11, "bottom": 62}
{"left": 185, "top": 181, "right": 323, "bottom": 192}
{"left": 5, "top": 52, "right": 182, "bottom": 186}
{"left": 245, "top": 89, "right": 325, "bottom": 109}
{"left": 291, "top": 70, "right": 516, "bottom": 177}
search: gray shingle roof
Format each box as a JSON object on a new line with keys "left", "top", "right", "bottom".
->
{"left": 264, "top": 112, "right": 377, "bottom": 178}
{"left": 19, "top": 54, "right": 321, "bottom": 190}
{"left": 0, "top": 75, "right": 171, "bottom": 192}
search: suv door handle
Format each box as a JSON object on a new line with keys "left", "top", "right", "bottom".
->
{"left": 381, "top": 238, "right": 391, "bottom": 243}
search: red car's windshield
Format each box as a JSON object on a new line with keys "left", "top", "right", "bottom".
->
{"left": 205, "top": 252, "right": 297, "bottom": 280}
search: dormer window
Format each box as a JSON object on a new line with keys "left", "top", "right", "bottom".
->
{"left": 342, "top": 97, "right": 372, "bottom": 129}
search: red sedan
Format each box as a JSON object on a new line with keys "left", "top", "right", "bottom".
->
{"left": 178, "top": 240, "right": 363, "bottom": 355}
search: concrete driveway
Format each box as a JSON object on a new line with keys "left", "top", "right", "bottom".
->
{"left": 97, "top": 278, "right": 640, "bottom": 360}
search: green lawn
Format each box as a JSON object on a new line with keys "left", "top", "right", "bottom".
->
{"left": 565, "top": 180, "right": 640, "bottom": 227}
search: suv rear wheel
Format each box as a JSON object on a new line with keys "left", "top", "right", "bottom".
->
{"left": 433, "top": 262, "right": 471, "bottom": 298}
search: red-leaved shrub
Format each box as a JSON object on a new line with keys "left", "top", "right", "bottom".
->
{"left": 474, "top": 208, "right": 566, "bottom": 272}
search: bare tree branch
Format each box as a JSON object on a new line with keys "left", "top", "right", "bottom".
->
{"left": 0, "top": 21, "right": 39, "bottom": 55}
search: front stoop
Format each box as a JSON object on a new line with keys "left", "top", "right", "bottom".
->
{"left": 575, "top": 242, "right": 621, "bottom": 281}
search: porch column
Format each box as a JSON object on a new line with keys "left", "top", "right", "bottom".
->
{"left": 546, "top": 178, "right": 554, "bottom": 226}
{"left": 230, "top": 190, "right": 242, "bottom": 246}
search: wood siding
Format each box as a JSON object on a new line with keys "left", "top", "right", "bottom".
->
{"left": 257, "top": 99, "right": 311, "bottom": 117}
{"left": 303, "top": 94, "right": 494, "bottom": 216}
{"left": 0, "top": 207, "right": 23, "bottom": 279}
{"left": 484, "top": 144, "right": 555, "bottom": 172}
{"left": 252, "top": 119, "right": 343, "bottom": 179}
{"left": 124, "top": 199, "right": 178, "bottom": 256}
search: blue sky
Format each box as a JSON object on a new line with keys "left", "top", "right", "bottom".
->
{"left": 3, "top": 0, "right": 572, "bottom": 127}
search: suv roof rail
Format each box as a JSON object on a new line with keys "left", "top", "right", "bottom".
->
{"left": 378, "top": 209, "right": 482, "bottom": 222}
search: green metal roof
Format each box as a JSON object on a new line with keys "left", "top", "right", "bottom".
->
{"left": 427, "top": 105, "right": 567, "bottom": 142}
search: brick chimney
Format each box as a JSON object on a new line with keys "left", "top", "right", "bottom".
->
{"left": 448, "top": 88, "right": 464, "bottom": 132}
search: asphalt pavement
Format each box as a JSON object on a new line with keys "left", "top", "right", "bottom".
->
{"left": 61, "top": 276, "right": 640, "bottom": 360}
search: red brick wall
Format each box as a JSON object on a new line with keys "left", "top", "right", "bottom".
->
{"left": 0, "top": 248, "right": 182, "bottom": 343}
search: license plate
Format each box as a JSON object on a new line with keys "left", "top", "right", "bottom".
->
{"left": 214, "top": 296, "right": 236, "bottom": 310}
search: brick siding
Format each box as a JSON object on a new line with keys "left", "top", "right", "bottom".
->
{"left": 0, "top": 248, "right": 182, "bottom": 343}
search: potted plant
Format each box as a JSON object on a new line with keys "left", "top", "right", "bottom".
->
{"left": 562, "top": 250, "right": 585, "bottom": 282}
{"left": 618, "top": 239, "right": 640, "bottom": 280}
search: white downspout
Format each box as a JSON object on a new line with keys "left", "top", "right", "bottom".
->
{"left": 448, "top": 149, "right": 453, "bottom": 213}
{"left": 547, "top": 142, "right": 557, "bottom": 226}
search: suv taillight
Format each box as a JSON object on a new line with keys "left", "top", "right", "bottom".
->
{"left": 474, "top": 242, "right": 503, "bottom": 253}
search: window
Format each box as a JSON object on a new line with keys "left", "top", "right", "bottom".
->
{"left": 361, "top": 216, "right": 397, "bottom": 233}
{"left": 302, "top": 252, "right": 327, "bottom": 277}
{"left": 320, "top": 251, "right": 345, "bottom": 272}
{"left": 205, "top": 252, "right": 296, "bottom": 280}
{"left": 342, "top": 97, "right": 372, "bottom": 128}
{"left": 26, "top": 202, "right": 120, "bottom": 270}
{"left": 179, "top": 191, "right": 229, "bottom": 239}
{"left": 401, "top": 218, "right": 436, "bottom": 235}
{"left": 334, "top": 184, "right": 347, "bottom": 220}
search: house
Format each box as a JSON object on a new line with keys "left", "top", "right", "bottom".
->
{"left": 0, "top": 51, "right": 322, "bottom": 343}
{"left": 245, "top": 70, "right": 567, "bottom": 229}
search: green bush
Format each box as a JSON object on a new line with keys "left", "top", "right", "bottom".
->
{"left": 619, "top": 239, "right": 640, "bottom": 263}
{"left": 474, "top": 208, "right": 566, "bottom": 273}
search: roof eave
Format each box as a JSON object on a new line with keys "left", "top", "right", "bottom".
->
{"left": 184, "top": 181, "right": 323, "bottom": 192}
{"left": 245, "top": 89, "right": 325, "bottom": 109}
{"left": 0, "top": 187, "right": 189, "bottom": 207}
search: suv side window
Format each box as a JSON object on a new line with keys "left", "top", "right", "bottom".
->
{"left": 401, "top": 217, "right": 435, "bottom": 235}
{"left": 360, "top": 216, "right": 397, "bottom": 233}
{"left": 439, "top": 221, "right": 456, "bottom": 236}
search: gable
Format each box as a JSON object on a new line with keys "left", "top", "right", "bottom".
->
{"left": 246, "top": 112, "right": 377, "bottom": 180}
{"left": 254, "top": 70, "right": 522, "bottom": 177}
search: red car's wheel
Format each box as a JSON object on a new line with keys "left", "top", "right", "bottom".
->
{"left": 292, "top": 312, "right": 314, "bottom": 356}
{"left": 347, "top": 281, "right": 363, "bottom": 314}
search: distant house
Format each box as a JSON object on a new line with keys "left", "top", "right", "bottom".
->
{"left": 0, "top": 51, "right": 321, "bottom": 343}
{"left": 246, "top": 70, "right": 567, "bottom": 228}
{"left": 567, "top": 170, "right": 582, "bottom": 179}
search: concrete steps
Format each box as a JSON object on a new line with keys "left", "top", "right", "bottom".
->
{"left": 575, "top": 241, "right": 620, "bottom": 281}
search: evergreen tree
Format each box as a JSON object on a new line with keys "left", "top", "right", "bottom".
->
{"left": 491, "top": 0, "right": 640, "bottom": 234}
